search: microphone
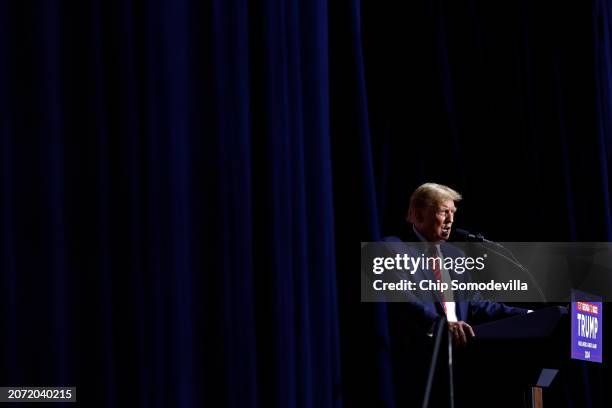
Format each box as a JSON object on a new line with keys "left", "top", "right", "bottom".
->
{"left": 453, "top": 228, "right": 487, "bottom": 242}
{"left": 454, "top": 227, "right": 509, "bottom": 252}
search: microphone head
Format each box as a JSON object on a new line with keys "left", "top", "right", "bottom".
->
{"left": 454, "top": 228, "right": 470, "bottom": 238}
{"left": 453, "top": 228, "right": 484, "bottom": 242}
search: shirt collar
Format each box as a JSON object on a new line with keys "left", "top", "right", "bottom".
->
{"left": 412, "top": 225, "right": 441, "bottom": 251}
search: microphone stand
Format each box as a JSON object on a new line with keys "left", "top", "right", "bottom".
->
{"left": 473, "top": 241, "right": 546, "bottom": 303}
{"left": 422, "top": 317, "right": 454, "bottom": 408}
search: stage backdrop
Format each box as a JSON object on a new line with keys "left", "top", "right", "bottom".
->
{"left": 0, "top": 0, "right": 340, "bottom": 407}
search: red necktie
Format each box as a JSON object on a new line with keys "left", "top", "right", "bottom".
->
{"left": 429, "top": 245, "right": 447, "bottom": 314}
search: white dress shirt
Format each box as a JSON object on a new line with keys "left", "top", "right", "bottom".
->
{"left": 413, "top": 226, "right": 458, "bottom": 322}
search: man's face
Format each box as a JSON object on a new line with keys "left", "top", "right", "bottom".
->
{"left": 414, "top": 199, "right": 457, "bottom": 242}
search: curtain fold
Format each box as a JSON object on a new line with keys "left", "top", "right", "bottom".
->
{"left": 0, "top": 1, "right": 341, "bottom": 407}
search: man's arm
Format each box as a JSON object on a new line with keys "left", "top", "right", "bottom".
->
{"left": 467, "top": 300, "right": 529, "bottom": 325}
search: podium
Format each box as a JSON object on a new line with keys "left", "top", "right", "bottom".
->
{"left": 454, "top": 306, "right": 569, "bottom": 408}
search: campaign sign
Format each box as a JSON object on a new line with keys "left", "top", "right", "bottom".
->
{"left": 571, "top": 290, "right": 602, "bottom": 363}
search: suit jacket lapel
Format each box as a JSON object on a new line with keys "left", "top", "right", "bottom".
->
{"left": 399, "top": 225, "right": 450, "bottom": 314}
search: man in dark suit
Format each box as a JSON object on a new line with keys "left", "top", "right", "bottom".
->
{"left": 382, "top": 182, "right": 528, "bottom": 406}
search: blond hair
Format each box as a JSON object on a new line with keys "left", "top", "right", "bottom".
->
{"left": 407, "top": 182, "right": 462, "bottom": 222}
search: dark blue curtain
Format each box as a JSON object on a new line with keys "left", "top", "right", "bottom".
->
{"left": 0, "top": 0, "right": 340, "bottom": 407}
{"left": 595, "top": 0, "right": 612, "bottom": 240}
{"left": 1, "top": 0, "right": 611, "bottom": 407}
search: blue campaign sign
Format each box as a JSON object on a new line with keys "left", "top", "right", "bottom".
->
{"left": 571, "top": 290, "right": 602, "bottom": 363}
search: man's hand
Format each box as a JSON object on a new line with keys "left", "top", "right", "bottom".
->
{"left": 447, "top": 321, "right": 475, "bottom": 348}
